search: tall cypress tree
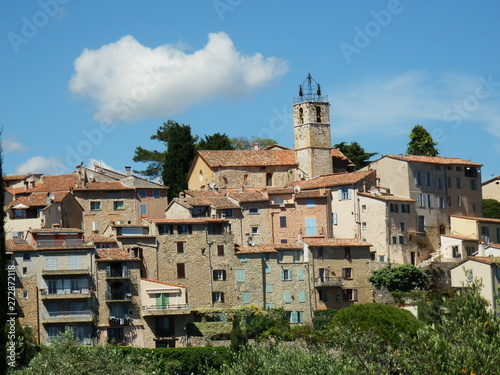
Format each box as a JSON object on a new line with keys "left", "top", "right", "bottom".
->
{"left": 407, "top": 125, "right": 439, "bottom": 156}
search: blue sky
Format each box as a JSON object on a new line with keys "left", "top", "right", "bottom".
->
{"left": 2, "top": 1, "right": 500, "bottom": 180}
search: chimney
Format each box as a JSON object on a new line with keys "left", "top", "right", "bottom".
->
{"left": 125, "top": 166, "right": 131, "bottom": 177}
{"left": 24, "top": 181, "right": 29, "bottom": 191}
{"left": 252, "top": 143, "right": 260, "bottom": 150}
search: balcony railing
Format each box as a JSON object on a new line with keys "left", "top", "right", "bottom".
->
{"left": 106, "top": 269, "right": 131, "bottom": 278}
{"left": 314, "top": 276, "right": 344, "bottom": 287}
{"left": 35, "top": 239, "right": 93, "bottom": 248}
{"left": 41, "top": 288, "right": 92, "bottom": 298}
{"left": 42, "top": 268, "right": 91, "bottom": 275}
{"left": 42, "top": 310, "right": 93, "bottom": 322}
{"left": 105, "top": 292, "right": 132, "bottom": 301}
{"left": 109, "top": 317, "right": 133, "bottom": 326}
{"left": 142, "top": 304, "right": 189, "bottom": 311}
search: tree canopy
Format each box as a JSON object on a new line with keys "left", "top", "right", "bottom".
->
{"left": 230, "top": 136, "right": 277, "bottom": 150}
{"left": 368, "top": 264, "right": 430, "bottom": 292}
{"left": 333, "top": 141, "right": 377, "bottom": 170}
{"left": 196, "top": 132, "right": 234, "bottom": 150}
{"left": 407, "top": 125, "right": 439, "bottom": 156}
{"left": 482, "top": 198, "right": 500, "bottom": 219}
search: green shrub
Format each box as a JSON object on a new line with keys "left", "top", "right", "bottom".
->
{"left": 312, "top": 309, "right": 337, "bottom": 331}
{"left": 368, "top": 264, "right": 430, "bottom": 292}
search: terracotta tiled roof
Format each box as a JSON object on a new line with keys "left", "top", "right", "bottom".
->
{"left": 358, "top": 192, "right": 416, "bottom": 202}
{"left": 227, "top": 192, "right": 268, "bottom": 203}
{"left": 302, "top": 237, "right": 372, "bottom": 247}
{"left": 198, "top": 149, "right": 297, "bottom": 167}
{"left": 173, "top": 197, "right": 239, "bottom": 209}
{"left": 295, "top": 190, "right": 328, "bottom": 199}
{"left": 152, "top": 218, "right": 228, "bottom": 224}
{"left": 451, "top": 256, "right": 500, "bottom": 269}
{"left": 184, "top": 190, "right": 221, "bottom": 198}
{"left": 293, "top": 170, "right": 376, "bottom": 190}
{"left": 96, "top": 248, "right": 139, "bottom": 261}
{"left": 29, "top": 228, "right": 83, "bottom": 234}
{"left": 331, "top": 148, "right": 350, "bottom": 161}
{"left": 441, "top": 234, "right": 478, "bottom": 241}
{"left": 6, "top": 239, "right": 35, "bottom": 252}
{"left": 4, "top": 175, "right": 30, "bottom": 181}
{"left": 482, "top": 176, "right": 500, "bottom": 186}
{"left": 451, "top": 215, "right": 500, "bottom": 224}
{"left": 266, "top": 187, "right": 294, "bottom": 195}
{"left": 235, "top": 243, "right": 302, "bottom": 254}
{"left": 141, "top": 279, "right": 187, "bottom": 289}
{"left": 30, "top": 174, "right": 80, "bottom": 192}
{"left": 7, "top": 191, "right": 69, "bottom": 209}
{"left": 386, "top": 154, "right": 482, "bottom": 166}
{"left": 73, "top": 181, "right": 133, "bottom": 191}
{"left": 91, "top": 236, "right": 119, "bottom": 244}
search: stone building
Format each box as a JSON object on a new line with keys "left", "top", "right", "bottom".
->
{"left": 481, "top": 175, "right": 500, "bottom": 201}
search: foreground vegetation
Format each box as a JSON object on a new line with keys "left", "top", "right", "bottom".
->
{"left": 9, "top": 282, "right": 500, "bottom": 375}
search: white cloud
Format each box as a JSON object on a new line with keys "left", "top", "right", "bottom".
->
{"left": 88, "top": 159, "right": 118, "bottom": 173}
{"left": 15, "top": 156, "right": 70, "bottom": 175}
{"left": 330, "top": 70, "right": 500, "bottom": 138}
{"left": 69, "top": 32, "right": 288, "bottom": 123}
{"left": 3, "top": 138, "right": 27, "bottom": 153}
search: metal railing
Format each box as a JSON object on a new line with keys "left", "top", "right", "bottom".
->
{"left": 142, "top": 304, "right": 189, "bottom": 311}
{"left": 44, "top": 310, "right": 93, "bottom": 319}
{"left": 35, "top": 239, "right": 93, "bottom": 248}
{"left": 314, "top": 276, "right": 344, "bottom": 287}
{"left": 105, "top": 291, "right": 132, "bottom": 301}
{"left": 41, "top": 288, "right": 91, "bottom": 296}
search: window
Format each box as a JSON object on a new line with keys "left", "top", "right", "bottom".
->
{"left": 392, "top": 236, "right": 397, "bottom": 244}
{"left": 158, "top": 225, "right": 171, "bottom": 235}
{"left": 265, "top": 265, "right": 271, "bottom": 274}
{"left": 332, "top": 212, "right": 338, "bottom": 225}
{"left": 427, "top": 194, "right": 433, "bottom": 208}
{"left": 447, "top": 177, "right": 452, "bottom": 188}
{"left": 212, "top": 292, "right": 224, "bottom": 303}
{"left": 236, "top": 270, "right": 245, "bottom": 282}
{"left": 458, "top": 196, "right": 463, "bottom": 207}
{"left": 470, "top": 179, "right": 477, "bottom": 190}
{"left": 298, "top": 291, "right": 306, "bottom": 303}
{"left": 297, "top": 269, "right": 304, "bottom": 280}
{"left": 213, "top": 270, "right": 226, "bottom": 281}
{"left": 305, "top": 218, "right": 317, "bottom": 235}
{"left": 399, "top": 235, "right": 405, "bottom": 244}
{"left": 249, "top": 207, "right": 259, "bottom": 215}
{"left": 23, "top": 291, "right": 28, "bottom": 299}
{"left": 456, "top": 166, "right": 462, "bottom": 172}
{"left": 307, "top": 199, "right": 315, "bottom": 208}
{"left": 456, "top": 178, "right": 461, "bottom": 189}
{"left": 280, "top": 239, "right": 288, "bottom": 244}
{"left": 178, "top": 225, "right": 192, "bottom": 234}
{"left": 262, "top": 253, "right": 270, "bottom": 261}
{"left": 284, "top": 291, "right": 291, "bottom": 303}
{"left": 342, "top": 268, "right": 353, "bottom": 279}
{"left": 140, "top": 204, "right": 147, "bottom": 215}
{"left": 438, "top": 197, "right": 445, "bottom": 208}
{"left": 362, "top": 205, "right": 367, "bottom": 212}
{"left": 266, "top": 173, "right": 273, "bottom": 186}
{"left": 23, "top": 253, "right": 30, "bottom": 261}
{"left": 400, "top": 222, "right": 405, "bottom": 231}
{"left": 113, "top": 201, "right": 124, "bottom": 210}
{"left": 217, "top": 245, "right": 224, "bottom": 256}
{"left": 192, "top": 206, "right": 207, "bottom": 217}
{"left": 242, "top": 292, "right": 250, "bottom": 304}
{"left": 92, "top": 221, "right": 99, "bottom": 232}
{"left": 344, "top": 247, "right": 351, "bottom": 259}
{"left": 176, "top": 263, "right": 185, "bottom": 278}
{"left": 108, "top": 328, "right": 124, "bottom": 343}
{"left": 339, "top": 186, "right": 351, "bottom": 200}
{"left": 266, "top": 284, "right": 273, "bottom": 293}
{"left": 153, "top": 189, "right": 161, "bottom": 198}
{"left": 344, "top": 289, "right": 358, "bottom": 302}
{"left": 68, "top": 255, "right": 81, "bottom": 270}
{"left": 418, "top": 193, "right": 425, "bottom": 208}
{"left": 240, "top": 254, "right": 247, "bottom": 263}
{"left": 273, "top": 197, "right": 284, "bottom": 206}
{"left": 251, "top": 227, "right": 259, "bottom": 235}
{"left": 437, "top": 178, "right": 443, "bottom": 190}
{"left": 466, "top": 247, "right": 475, "bottom": 257}
{"left": 22, "top": 267, "right": 27, "bottom": 274}
{"left": 402, "top": 204, "right": 410, "bottom": 213}
{"left": 318, "top": 289, "right": 327, "bottom": 301}
{"left": 221, "top": 209, "right": 233, "bottom": 217}
{"left": 418, "top": 216, "right": 425, "bottom": 233}
{"left": 316, "top": 105, "right": 322, "bottom": 122}
{"left": 176, "top": 242, "right": 184, "bottom": 254}
{"left": 138, "top": 189, "right": 146, "bottom": 198}
{"left": 362, "top": 222, "right": 367, "bottom": 231}
{"left": 279, "top": 216, "right": 287, "bottom": 228}
{"left": 452, "top": 246, "right": 460, "bottom": 258}
{"left": 281, "top": 269, "right": 293, "bottom": 281}
{"left": 90, "top": 201, "right": 101, "bottom": 210}
{"left": 389, "top": 203, "right": 398, "bottom": 213}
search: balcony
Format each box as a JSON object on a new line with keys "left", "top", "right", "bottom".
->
{"left": 42, "top": 268, "right": 91, "bottom": 276}
{"left": 35, "top": 239, "right": 94, "bottom": 249}
{"left": 141, "top": 304, "right": 190, "bottom": 316}
{"left": 40, "top": 288, "right": 92, "bottom": 300}
{"left": 106, "top": 269, "right": 131, "bottom": 279}
{"left": 42, "top": 310, "right": 93, "bottom": 323}
{"left": 314, "top": 276, "right": 344, "bottom": 288}
{"left": 109, "top": 317, "right": 133, "bottom": 326}
{"left": 105, "top": 291, "right": 132, "bottom": 302}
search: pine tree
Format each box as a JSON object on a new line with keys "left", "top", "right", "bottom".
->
{"left": 407, "top": 125, "right": 439, "bottom": 156}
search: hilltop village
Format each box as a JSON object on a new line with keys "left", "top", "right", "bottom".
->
{"left": 5, "top": 75, "right": 500, "bottom": 348}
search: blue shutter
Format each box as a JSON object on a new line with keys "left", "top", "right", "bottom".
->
{"left": 266, "top": 284, "right": 273, "bottom": 293}
{"left": 305, "top": 218, "right": 317, "bottom": 235}
{"left": 284, "top": 292, "right": 291, "bottom": 303}
{"left": 281, "top": 269, "right": 285, "bottom": 281}
{"left": 291, "top": 311, "right": 298, "bottom": 324}
{"left": 265, "top": 265, "right": 271, "bottom": 274}
{"left": 243, "top": 292, "right": 250, "bottom": 304}
{"left": 298, "top": 291, "right": 306, "bottom": 303}
{"left": 297, "top": 269, "right": 304, "bottom": 281}
{"left": 237, "top": 270, "right": 245, "bottom": 282}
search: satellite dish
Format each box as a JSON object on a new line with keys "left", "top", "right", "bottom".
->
{"left": 293, "top": 185, "right": 301, "bottom": 193}
{"left": 209, "top": 182, "right": 215, "bottom": 189}
{"left": 247, "top": 236, "right": 255, "bottom": 246}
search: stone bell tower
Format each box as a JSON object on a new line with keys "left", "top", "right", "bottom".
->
{"left": 293, "top": 74, "right": 333, "bottom": 178}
